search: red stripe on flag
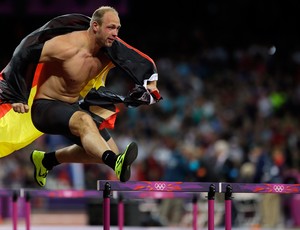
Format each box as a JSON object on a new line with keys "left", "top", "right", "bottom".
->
{"left": 116, "top": 37, "right": 157, "bottom": 68}
{"left": 98, "top": 107, "right": 120, "bottom": 130}
{"left": 0, "top": 104, "right": 12, "bottom": 118}
{"left": 32, "top": 63, "right": 43, "bottom": 87}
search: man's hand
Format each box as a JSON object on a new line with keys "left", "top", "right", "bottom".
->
{"left": 146, "top": 81, "right": 162, "bottom": 103}
{"left": 146, "top": 80, "right": 158, "bottom": 93}
{"left": 12, "top": 103, "right": 29, "bottom": 113}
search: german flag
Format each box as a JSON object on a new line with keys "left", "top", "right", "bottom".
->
{"left": 0, "top": 64, "right": 43, "bottom": 157}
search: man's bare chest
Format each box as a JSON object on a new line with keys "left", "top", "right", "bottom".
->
{"left": 64, "top": 55, "right": 103, "bottom": 83}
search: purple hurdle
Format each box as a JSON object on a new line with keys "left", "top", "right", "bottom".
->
{"left": 220, "top": 182, "right": 300, "bottom": 230}
{"left": 98, "top": 180, "right": 219, "bottom": 230}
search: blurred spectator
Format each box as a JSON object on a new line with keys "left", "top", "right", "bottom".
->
{"left": 205, "top": 139, "right": 239, "bottom": 182}
{"left": 137, "top": 153, "right": 163, "bottom": 181}
{"left": 184, "top": 144, "right": 210, "bottom": 182}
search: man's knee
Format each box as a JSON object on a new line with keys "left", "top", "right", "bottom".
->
{"left": 69, "top": 111, "right": 96, "bottom": 133}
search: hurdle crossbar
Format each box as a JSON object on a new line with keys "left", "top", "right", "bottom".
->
{"left": 97, "top": 180, "right": 219, "bottom": 192}
{"left": 20, "top": 188, "right": 101, "bottom": 198}
{"left": 220, "top": 182, "right": 300, "bottom": 194}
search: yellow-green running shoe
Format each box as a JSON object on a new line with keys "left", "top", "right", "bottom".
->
{"left": 115, "top": 142, "right": 138, "bottom": 182}
{"left": 30, "top": 150, "right": 48, "bottom": 187}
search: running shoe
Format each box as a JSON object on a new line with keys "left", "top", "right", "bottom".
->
{"left": 30, "top": 150, "right": 48, "bottom": 187}
{"left": 115, "top": 142, "right": 138, "bottom": 182}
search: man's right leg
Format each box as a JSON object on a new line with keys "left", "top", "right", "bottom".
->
{"left": 68, "top": 111, "right": 138, "bottom": 181}
{"left": 53, "top": 139, "right": 138, "bottom": 182}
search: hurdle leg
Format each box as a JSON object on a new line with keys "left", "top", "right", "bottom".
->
{"left": 207, "top": 184, "right": 216, "bottom": 230}
{"left": 103, "top": 182, "right": 111, "bottom": 230}
{"left": 0, "top": 197, "right": 3, "bottom": 224}
{"left": 25, "top": 192, "right": 31, "bottom": 230}
{"left": 225, "top": 185, "right": 232, "bottom": 230}
{"left": 192, "top": 194, "right": 198, "bottom": 230}
{"left": 12, "top": 192, "right": 18, "bottom": 230}
{"left": 118, "top": 194, "right": 124, "bottom": 230}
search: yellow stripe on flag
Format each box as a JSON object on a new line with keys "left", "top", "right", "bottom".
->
{"left": 80, "top": 62, "right": 114, "bottom": 97}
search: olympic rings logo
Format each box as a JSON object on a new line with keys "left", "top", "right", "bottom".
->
{"left": 273, "top": 185, "right": 285, "bottom": 193}
{"left": 154, "top": 183, "right": 166, "bottom": 190}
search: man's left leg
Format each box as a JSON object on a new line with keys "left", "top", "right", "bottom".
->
{"left": 31, "top": 138, "right": 138, "bottom": 187}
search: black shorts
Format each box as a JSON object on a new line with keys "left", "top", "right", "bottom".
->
{"left": 31, "top": 99, "right": 111, "bottom": 146}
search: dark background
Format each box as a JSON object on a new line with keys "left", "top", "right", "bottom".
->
{"left": 1, "top": 0, "right": 300, "bottom": 62}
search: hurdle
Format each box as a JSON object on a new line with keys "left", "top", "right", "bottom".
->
{"left": 98, "top": 181, "right": 300, "bottom": 230}
{"left": 219, "top": 182, "right": 300, "bottom": 230}
{"left": 0, "top": 189, "right": 19, "bottom": 230}
{"left": 19, "top": 189, "right": 102, "bottom": 230}
{"left": 97, "top": 181, "right": 218, "bottom": 230}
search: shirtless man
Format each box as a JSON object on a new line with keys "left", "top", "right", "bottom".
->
{"left": 10, "top": 6, "right": 159, "bottom": 187}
